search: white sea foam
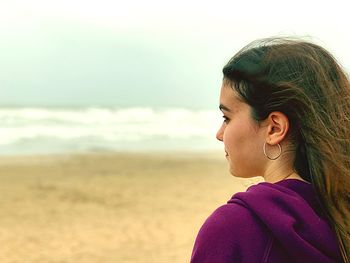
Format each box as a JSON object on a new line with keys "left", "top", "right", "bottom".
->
{"left": 0, "top": 107, "right": 223, "bottom": 154}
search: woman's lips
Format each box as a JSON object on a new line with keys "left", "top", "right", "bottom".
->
{"left": 225, "top": 151, "right": 229, "bottom": 157}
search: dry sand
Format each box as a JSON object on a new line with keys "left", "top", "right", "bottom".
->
{"left": 0, "top": 151, "right": 262, "bottom": 263}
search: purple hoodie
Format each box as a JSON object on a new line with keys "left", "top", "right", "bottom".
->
{"left": 190, "top": 179, "right": 343, "bottom": 262}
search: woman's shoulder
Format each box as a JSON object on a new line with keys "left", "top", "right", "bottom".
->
{"left": 190, "top": 197, "right": 269, "bottom": 262}
{"left": 191, "top": 179, "right": 341, "bottom": 262}
{"left": 192, "top": 180, "right": 310, "bottom": 246}
{"left": 197, "top": 179, "right": 315, "bottom": 239}
{"left": 199, "top": 201, "right": 263, "bottom": 237}
{"left": 229, "top": 179, "right": 320, "bottom": 216}
{"left": 196, "top": 180, "right": 318, "bottom": 256}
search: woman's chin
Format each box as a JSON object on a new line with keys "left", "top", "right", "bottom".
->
{"left": 228, "top": 167, "right": 252, "bottom": 179}
{"left": 228, "top": 167, "right": 239, "bottom": 177}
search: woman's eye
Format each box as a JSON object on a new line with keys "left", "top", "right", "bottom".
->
{"left": 222, "top": 116, "right": 229, "bottom": 123}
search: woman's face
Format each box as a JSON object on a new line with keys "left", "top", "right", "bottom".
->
{"left": 216, "top": 83, "right": 267, "bottom": 178}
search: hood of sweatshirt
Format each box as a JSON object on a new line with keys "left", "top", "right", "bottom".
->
{"left": 229, "top": 179, "right": 342, "bottom": 262}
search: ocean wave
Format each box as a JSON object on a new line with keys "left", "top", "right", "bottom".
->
{"left": 0, "top": 107, "right": 223, "bottom": 154}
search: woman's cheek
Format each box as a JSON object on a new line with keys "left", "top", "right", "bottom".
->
{"left": 223, "top": 128, "right": 233, "bottom": 149}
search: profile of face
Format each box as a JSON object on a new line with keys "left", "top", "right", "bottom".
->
{"left": 216, "top": 82, "right": 269, "bottom": 178}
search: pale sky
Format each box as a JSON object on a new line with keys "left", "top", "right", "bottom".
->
{"left": 0, "top": 0, "right": 349, "bottom": 108}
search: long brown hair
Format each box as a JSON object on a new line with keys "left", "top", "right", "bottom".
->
{"left": 222, "top": 37, "right": 350, "bottom": 262}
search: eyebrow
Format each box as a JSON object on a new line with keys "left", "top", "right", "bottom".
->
{"left": 219, "top": 104, "right": 232, "bottom": 112}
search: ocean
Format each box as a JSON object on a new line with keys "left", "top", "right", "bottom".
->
{"left": 0, "top": 107, "right": 223, "bottom": 155}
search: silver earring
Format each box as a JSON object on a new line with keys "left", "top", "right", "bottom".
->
{"left": 263, "top": 142, "right": 282, "bottom": 160}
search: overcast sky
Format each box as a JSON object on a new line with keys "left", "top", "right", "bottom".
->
{"left": 0, "top": 0, "right": 349, "bottom": 109}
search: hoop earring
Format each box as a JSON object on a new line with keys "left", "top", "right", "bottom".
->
{"left": 263, "top": 142, "right": 282, "bottom": 160}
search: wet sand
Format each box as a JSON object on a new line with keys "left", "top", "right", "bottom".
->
{"left": 0, "top": 152, "right": 262, "bottom": 262}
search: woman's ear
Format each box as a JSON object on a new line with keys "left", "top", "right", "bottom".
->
{"left": 265, "top": 112, "right": 289, "bottom": 145}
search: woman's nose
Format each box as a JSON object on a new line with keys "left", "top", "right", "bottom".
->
{"left": 216, "top": 125, "right": 224, "bottom": 141}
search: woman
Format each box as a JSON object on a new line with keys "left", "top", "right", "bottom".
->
{"left": 190, "top": 37, "right": 350, "bottom": 263}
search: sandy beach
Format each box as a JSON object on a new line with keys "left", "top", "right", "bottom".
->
{"left": 0, "top": 151, "right": 262, "bottom": 263}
